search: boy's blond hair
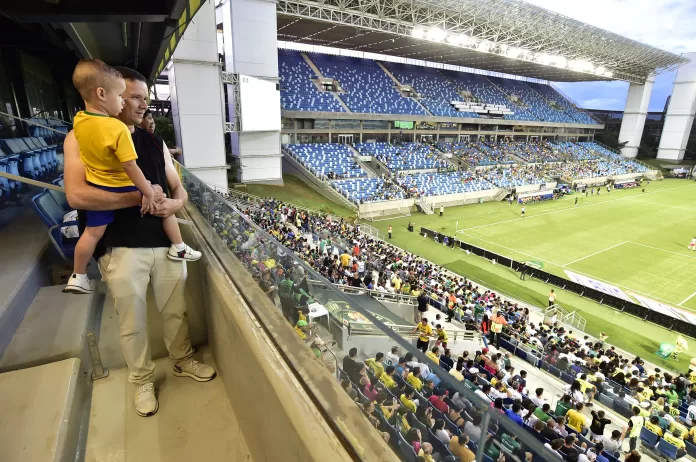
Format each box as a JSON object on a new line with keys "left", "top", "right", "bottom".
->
{"left": 72, "top": 59, "right": 123, "bottom": 102}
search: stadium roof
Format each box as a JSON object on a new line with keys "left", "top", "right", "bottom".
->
{"left": 277, "top": 0, "right": 689, "bottom": 84}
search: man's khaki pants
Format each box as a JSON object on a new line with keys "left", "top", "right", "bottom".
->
{"left": 99, "top": 247, "right": 194, "bottom": 385}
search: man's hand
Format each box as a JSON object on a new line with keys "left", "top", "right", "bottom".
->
{"left": 152, "top": 197, "right": 183, "bottom": 218}
{"left": 152, "top": 184, "right": 165, "bottom": 202}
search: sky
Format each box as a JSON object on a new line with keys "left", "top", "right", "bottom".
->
{"left": 522, "top": 0, "right": 696, "bottom": 111}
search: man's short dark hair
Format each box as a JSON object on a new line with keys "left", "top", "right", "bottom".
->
{"left": 113, "top": 66, "right": 147, "bottom": 83}
{"left": 349, "top": 348, "right": 358, "bottom": 357}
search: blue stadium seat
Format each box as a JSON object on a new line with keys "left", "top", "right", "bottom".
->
{"left": 657, "top": 438, "right": 679, "bottom": 460}
{"left": 278, "top": 49, "right": 346, "bottom": 112}
{"left": 31, "top": 190, "right": 76, "bottom": 260}
{"left": 398, "top": 433, "right": 417, "bottom": 462}
{"left": 639, "top": 427, "right": 659, "bottom": 450}
{"left": 598, "top": 394, "right": 614, "bottom": 409}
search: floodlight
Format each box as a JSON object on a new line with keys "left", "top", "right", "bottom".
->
{"left": 411, "top": 28, "right": 425, "bottom": 39}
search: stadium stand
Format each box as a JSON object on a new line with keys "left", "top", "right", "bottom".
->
{"left": 526, "top": 82, "right": 598, "bottom": 125}
{"left": 383, "top": 62, "right": 479, "bottom": 118}
{"left": 437, "top": 141, "right": 515, "bottom": 166}
{"left": 277, "top": 51, "right": 603, "bottom": 125}
{"left": 478, "top": 165, "right": 548, "bottom": 188}
{"left": 278, "top": 49, "right": 346, "bottom": 112}
{"left": 553, "top": 142, "right": 601, "bottom": 161}
{"left": 492, "top": 77, "right": 575, "bottom": 123}
{"left": 440, "top": 70, "right": 537, "bottom": 121}
{"left": 355, "top": 142, "right": 447, "bottom": 171}
{"left": 204, "top": 189, "right": 693, "bottom": 462}
{"left": 284, "top": 143, "right": 366, "bottom": 179}
{"left": 331, "top": 177, "right": 405, "bottom": 204}
{"left": 307, "top": 53, "right": 427, "bottom": 115}
{"left": 580, "top": 142, "right": 649, "bottom": 173}
{"left": 398, "top": 171, "right": 496, "bottom": 197}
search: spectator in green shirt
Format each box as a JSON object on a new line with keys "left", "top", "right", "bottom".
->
{"left": 555, "top": 394, "right": 572, "bottom": 416}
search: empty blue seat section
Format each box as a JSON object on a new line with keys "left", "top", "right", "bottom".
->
{"left": 285, "top": 143, "right": 365, "bottom": 179}
{"left": 398, "top": 171, "right": 495, "bottom": 197}
{"left": 354, "top": 142, "right": 446, "bottom": 171}
{"left": 526, "top": 82, "right": 598, "bottom": 125}
{"left": 307, "top": 53, "right": 427, "bottom": 115}
{"left": 439, "top": 70, "right": 537, "bottom": 121}
{"left": 331, "top": 177, "right": 404, "bottom": 204}
{"left": 490, "top": 77, "right": 575, "bottom": 123}
{"left": 278, "top": 49, "right": 346, "bottom": 112}
{"left": 383, "top": 62, "right": 478, "bottom": 118}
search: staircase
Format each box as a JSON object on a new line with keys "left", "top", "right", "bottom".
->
{"left": 377, "top": 62, "right": 433, "bottom": 116}
{"left": 416, "top": 197, "right": 435, "bottom": 214}
{"left": 346, "top": 144, "right": 377, "bottom": 177}
{"left": 302, "top": 52, "right": 352, "bottom": 113}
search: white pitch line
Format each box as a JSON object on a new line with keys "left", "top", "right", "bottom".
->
{"left": 680, "top": 291, "right": 696, "bottom": 306}
{"left": 457, "top": 183, "right": 696, "bottom": 232}
{"left": 627, "top": 241, "right": 696, "bottom": 261}
{"left": 457, "top": 231, "right": 685, "bottom": 308}
{"left": 561, "top": 241, "right": 628, "bottom": 267}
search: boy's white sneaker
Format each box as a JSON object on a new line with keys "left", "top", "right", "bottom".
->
{"left": 63, "top": 273, "right": 93, "bottom": 294}
{"left": 167, "top": 244, "right": 201, "bottom": 261}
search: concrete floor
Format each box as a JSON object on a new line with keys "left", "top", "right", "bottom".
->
{"left": 84, "top": 346, "right": 251, "bottom": 462}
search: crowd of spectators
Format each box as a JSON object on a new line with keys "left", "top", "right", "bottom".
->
{"left": 190, "top": 184, "right": 696, "bottom": 462}
{"left": 438, "top": 141, "right": 515, "bottom": 166}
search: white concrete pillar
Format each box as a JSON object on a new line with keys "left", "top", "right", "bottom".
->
{"left": 618, "top": 74, "right": 655, "bottom": 158}
{"left": 221, "top": 0, "right": 282, "bottom": 184}
{"left": 168, "top": 0, "right": 228, "bottom": 189}
{"left": 658, "top": 53, "right": 696, "bottom": 161}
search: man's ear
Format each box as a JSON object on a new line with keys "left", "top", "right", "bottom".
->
{"left": 96, "top": 86, "right": 107, "bottom": 102}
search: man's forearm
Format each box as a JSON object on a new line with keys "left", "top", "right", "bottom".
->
{"left": 67, "top": 181, "right": 142, "bottom": 211}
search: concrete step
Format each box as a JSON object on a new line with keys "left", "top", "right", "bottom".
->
{"left": 0, "top": 285, "right": 98, "bottom": 373}
{"left": 0, "top": 209, "right": 50, "bottom": 358}
{"left": 0, "top": 358, "right": 85, "bottom": 462}
{"left": 346, "top": 145, "right": 377, "bottom": 177}
{"left": 85, "top": 346, "right": 252, "bottom": 462}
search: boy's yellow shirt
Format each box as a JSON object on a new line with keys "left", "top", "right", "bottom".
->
{"left": 74, "top": 111, "right": 138, "bottom": 187}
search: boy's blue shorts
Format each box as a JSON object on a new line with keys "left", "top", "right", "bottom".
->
{"left": 85, "top": 184, "right": 139, "bottom": 227}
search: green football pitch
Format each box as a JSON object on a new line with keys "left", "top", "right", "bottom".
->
{"left": 367, "top": 179, "right": 696, "bottom": 371}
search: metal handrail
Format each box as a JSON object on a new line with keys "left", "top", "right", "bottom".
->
{"left": 0, "top": 171, "right": 64, "bottom": 192}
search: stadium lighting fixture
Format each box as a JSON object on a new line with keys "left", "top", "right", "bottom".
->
{"left": 551, "top": 55, "right": 567, "bottom": 68}
{"left": 478, "top": 40, "right": 492, "bottom": 52}
{"left": 569, "top": 59, "right": 594, "bottom": 72}
{"left": 604, "top": 71, "right": 614, "bottom": 77}
{"left": 535, "top": 53, "right": 553, "bottom": 65}
{"left": 595, "top": 66, "right": 606, "bottom": 75}
{"left": 411, "top": 27, "right": 425, "bottom": 39}
{"left": 427, "top": 27, "right": 447, "bottom": 42}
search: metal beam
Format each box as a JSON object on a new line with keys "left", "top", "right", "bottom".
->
{"left": 2, "top": 0, "right": 171, "bottom": 23}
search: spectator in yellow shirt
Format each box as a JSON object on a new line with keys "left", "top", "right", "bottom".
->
{"left": 645, "top": 416, "right": 663, "bottom": 437}
{"left": 566, "top": 403, "right": 587, "bottom": 433}
{"left": 407, "top": 367, "right": 423, "bottom": 391}
{"left": 365, "top": 353, "right": 385, "bottom": 377}
{"left": 400, "top": 388, "right": 418, "bottom": 413}
{"left": 379, "top": 366, "right": 397, "bottom": 389}
{"left": 664, "top": 429, "right": 687, "bottom": 458}
{"left": 426, "top": 346, "right": 440, "bottom": 363}
{"left": 411, "top": 319, "right": 433, "bottom": 353}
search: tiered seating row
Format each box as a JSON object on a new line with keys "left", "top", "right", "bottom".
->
{"left": 355, "top": 142, "right": 446, "bottom": 171}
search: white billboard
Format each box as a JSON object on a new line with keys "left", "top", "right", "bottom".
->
{"left": 631, "top": 293, "right": 696, "bottom": 326}
{"left": 564, "top": 270, "right": 633, "bottom": 303}
{"left": 238, "top": 74, "right": 281, "bottom": 132}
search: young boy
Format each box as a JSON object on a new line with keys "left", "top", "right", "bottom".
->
{"left": 64, "top": 59, "right": 200, "bottom": 294}
{"left": 689, "top": 237, "right": 696, "bottom": 251}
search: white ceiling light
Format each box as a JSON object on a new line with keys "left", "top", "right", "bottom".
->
{"left": 411, "top": 28, "right": 425, "bottom": 39}
{"left": 536, "top": 53, "right": 553, "bottom": 65}
{"left": 604, "top": 71, "right": 614, "bottom": 78}
{"left": 427, "top": 27, "right": 447, "bottom": 42}
{"left": 595, "top": 66, "right": 606, "bottom": 75}
{"left": 478, "top": 40, "right": 492, "bottom": 52}
{"left": 551, "top": 55, "right": 567, "bottom": 68}
{"left": 569, "top": 59, "right": 594, "bottom": 72}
